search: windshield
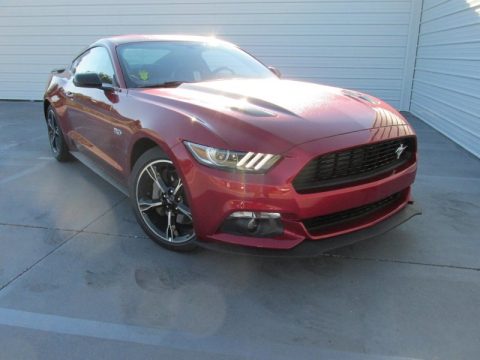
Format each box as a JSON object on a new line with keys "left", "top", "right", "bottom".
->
{"left": 116, "top": 40, "right": 275, "bottom": 88}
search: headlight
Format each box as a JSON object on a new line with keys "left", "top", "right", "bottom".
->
{"left": 184, "top": 141, "right": 281, "bottom": 172}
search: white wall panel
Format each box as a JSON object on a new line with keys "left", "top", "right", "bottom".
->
{"left": 411, "top": 0, "right": 480, "bottom": 158}
{"left": 0, "top": 0, "right": 416, "bottom": 110}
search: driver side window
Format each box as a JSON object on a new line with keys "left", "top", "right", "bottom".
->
{"left": 73, "top": 47, "right": 116, "bottom": 85}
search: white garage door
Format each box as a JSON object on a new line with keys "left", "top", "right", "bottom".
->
{"left": 410, "top": 0, "right": 480, "bottom": 157}
{"left": 1, "top": 0, "right": 416, "bottom": 109}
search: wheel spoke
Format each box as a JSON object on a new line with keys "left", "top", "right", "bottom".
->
{"left": 173, "top": 178, "right": 183, "bottom": 195}
{"left": 47, "top": 113, "right": 59, "bottom": 152}
{"left": 176, "top": 203, "right": 192, "bottom": 220}
{"left": 145, "top": 165, "right": 168, "bottom": 193}
{"left": 47, "top": 116, "right": 54, "bottom": 131}
{"left": 166, "top": 210, "right": 174, "bottom": 242}
{"left": 50, "top": 134, "right": 56, "bottom": 147}
{"left": 138, "top": 198, "right": 164, "bottom": 212}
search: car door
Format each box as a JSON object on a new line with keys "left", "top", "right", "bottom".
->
{"left": 65, "top": 46, "right": 128, "bottom": 179}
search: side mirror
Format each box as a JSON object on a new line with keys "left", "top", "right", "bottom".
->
{"left": 74, "top": 72, "right": 113, "bottom": 91}
{"left": 268, "top": 66, "right": 281, "bottom": 78}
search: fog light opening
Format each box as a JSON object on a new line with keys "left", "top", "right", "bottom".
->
{"left": 220, "top": 211, "right": 284, "bottom": 238}
{"left": 229, "top": 211, "right": 281, "bottom": 219}
{"left": 247, "top": 218, "right": 258, "bottom": 232}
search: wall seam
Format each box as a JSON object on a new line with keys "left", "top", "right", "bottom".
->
{"left": 400, "top": 0, "right": 423, "bottom": 111}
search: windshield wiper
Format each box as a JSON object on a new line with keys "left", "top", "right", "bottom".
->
{"left": 141, "top": 81, "right": 187, "bottom": 88}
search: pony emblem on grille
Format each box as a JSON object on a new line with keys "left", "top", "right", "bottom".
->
{"left": 395, "top": 144, "right": 408, "bottom": 159}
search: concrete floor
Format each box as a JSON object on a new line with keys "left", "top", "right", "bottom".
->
{"left": 0, "top": 101, "right": 479, "bottom": 360}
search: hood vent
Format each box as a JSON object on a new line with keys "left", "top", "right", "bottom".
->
{"left": 343, "top": 90, "right": 380, "bottom": 105}
{"left": 229, "top": 104, "right": 275, "bottom": 117}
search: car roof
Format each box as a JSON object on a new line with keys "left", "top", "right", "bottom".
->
{"left": 92, "top": 34, "right": 232, "bottom": 47}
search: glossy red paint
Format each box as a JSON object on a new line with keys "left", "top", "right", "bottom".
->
{"left": 44, "top": 35, "right": 418, "bottom": 250}
{"left": 171, "top": 125, "right": 416, "bottom": 249}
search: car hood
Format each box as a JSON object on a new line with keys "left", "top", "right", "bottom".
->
{"left": 133, "top": 79, "right": 409, "bottom": 153}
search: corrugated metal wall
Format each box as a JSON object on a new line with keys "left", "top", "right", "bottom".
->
{"left": 410, "top": 0, "right": 480, "bottom": 158}
{"left": 1, "top": 0, "right": 416, "bottom": 109}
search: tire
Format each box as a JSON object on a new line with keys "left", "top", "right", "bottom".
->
{"left": 46, "top": 106, "right": 70, "bottom": 162}
{"left": 129, "top": 147, "right": 197, "bottom": 251}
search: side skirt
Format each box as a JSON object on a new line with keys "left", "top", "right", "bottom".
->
{"left": 70, "top": 151, "right": 129, "bottom": 196}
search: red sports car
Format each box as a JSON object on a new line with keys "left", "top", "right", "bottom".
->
{"left": 43, "top": 35, "right": 420, "bottom": 254}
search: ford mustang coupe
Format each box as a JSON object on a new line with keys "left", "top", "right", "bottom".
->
{"left": 43, "top": 35, "right": 419, "bottom": 254}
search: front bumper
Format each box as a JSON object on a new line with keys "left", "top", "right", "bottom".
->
{"left": 197, "top": 202, "right": 421, "bottom": 257}
{"left": 172, "top": 127, "right": 418, "bottom": 251}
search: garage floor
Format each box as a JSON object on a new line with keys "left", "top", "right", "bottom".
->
{"left": 1, "top": 101, "right": 479, "bottom": 360}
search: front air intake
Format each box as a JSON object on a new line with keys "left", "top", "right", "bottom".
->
{"left": 293, "top": 137, "right": 415, "bottom": 193}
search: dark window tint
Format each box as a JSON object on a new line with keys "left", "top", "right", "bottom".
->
{"left": 74, "top": 47, "right": 115, "bottom": 85}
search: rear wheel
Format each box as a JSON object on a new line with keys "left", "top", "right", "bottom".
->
{"left": 130, "top": 147, "right": 197, "bottom": 251}
{"left": 46, "top": 106, "right": 70, "bottom": 162}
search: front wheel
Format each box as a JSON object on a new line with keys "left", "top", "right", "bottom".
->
{"left": 130, "top": 147, "right": 197, "bottom": 251}
{"left": 46, "top": 106, "right": 70, "bottom": 162}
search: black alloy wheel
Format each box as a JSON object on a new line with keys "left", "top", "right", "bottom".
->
{"left": 130, "top": 148, "right": 197, "bottom": 251}
{"left": 46, "top": 106, "right": 70, "bottom": 161}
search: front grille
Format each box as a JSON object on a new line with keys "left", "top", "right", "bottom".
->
{"left": 303, "top": 191, "right": 403, "bottom": 234}
{"left": 293, "top": 137, "right": 415, "bottom": 193}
